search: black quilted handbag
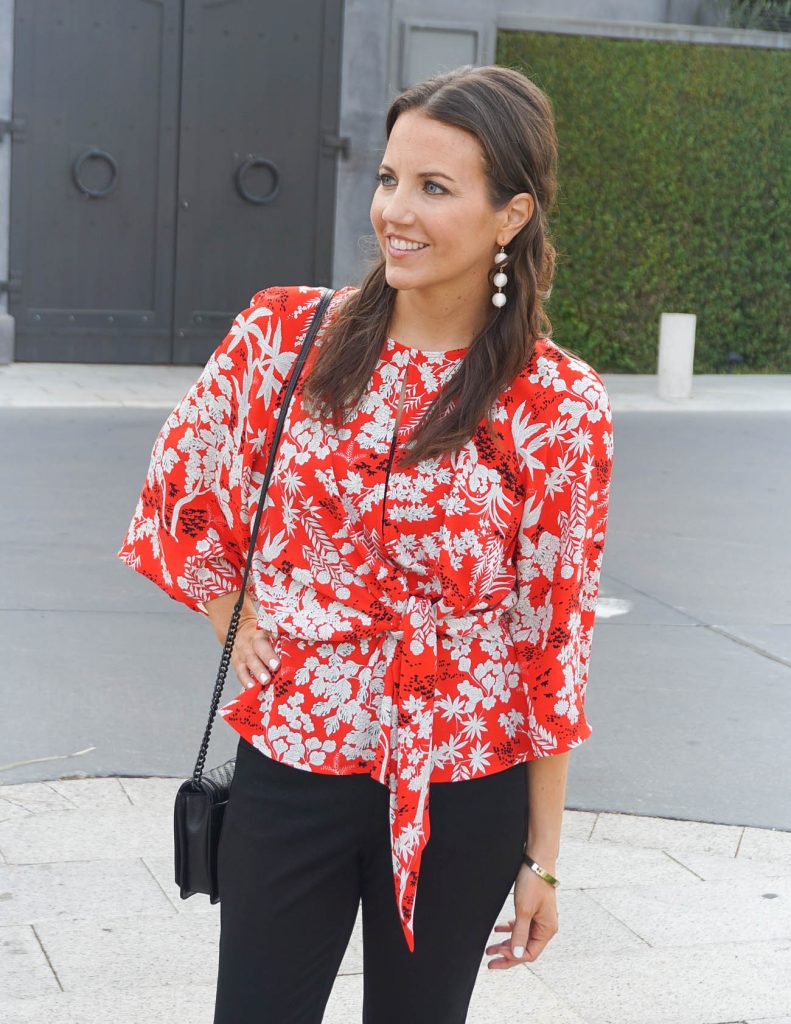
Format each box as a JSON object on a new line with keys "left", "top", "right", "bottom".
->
{"left": 173, "top": 287, "right": 336, "bottom": 903}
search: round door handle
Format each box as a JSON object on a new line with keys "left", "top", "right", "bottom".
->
{"left": 234, "top": 156, "right": 280, "bottom": 205}
{"left": 72, "top": 147, "right": 119, "bottom": 198}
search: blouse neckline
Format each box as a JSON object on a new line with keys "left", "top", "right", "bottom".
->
{"left": 385, "top": 336, "right": 469, "bottom": 360}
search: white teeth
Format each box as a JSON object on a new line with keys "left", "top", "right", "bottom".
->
{"left": 389, "top": 238, "right": 428, "bottom": 251}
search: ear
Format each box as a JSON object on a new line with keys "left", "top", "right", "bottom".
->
{"left": 498, "top": 193, "right": 534, "bottom": 245}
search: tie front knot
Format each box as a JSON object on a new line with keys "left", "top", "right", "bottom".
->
{"left": 405, "top": 592, "right": 436, "bottom": 622}
{"left": 400, "top": 594, "right": 439, "bottom": 658}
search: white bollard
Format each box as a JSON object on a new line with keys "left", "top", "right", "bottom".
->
{"left": 657, "top": 312, "right": 696, "bottom": 399}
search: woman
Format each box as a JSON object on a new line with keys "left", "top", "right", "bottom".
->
{"left": 118, "top": 64, "right": 614, "bottom": 1023}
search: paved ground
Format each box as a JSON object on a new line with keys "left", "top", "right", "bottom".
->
{"left": 1, "top": 363, "right": 790, "bottom": 1023}
{"left": 2, "top": 778, "right": 791, "bottom": 1024}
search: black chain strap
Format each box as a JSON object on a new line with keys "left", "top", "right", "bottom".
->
{"left": 190, "top": 287, "right": 336, "bottom": 784}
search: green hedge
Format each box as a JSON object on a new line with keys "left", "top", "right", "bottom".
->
{"left": 496, "top": 30, "right": 790, "bottom": 372}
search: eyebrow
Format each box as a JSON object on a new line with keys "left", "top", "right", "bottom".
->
{"left": 378, "top": 163, "right": 456, "bottom": 183}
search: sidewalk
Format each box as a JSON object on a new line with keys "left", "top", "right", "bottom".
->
{"left": 1, "top": 775, "right": 790, "bottom": 1024}
{"left": 0, "top": 360, "right": 790, "bottom": 410}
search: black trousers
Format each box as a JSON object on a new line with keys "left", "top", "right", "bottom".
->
{"left": 213, "top": 735, "right": 528, "bottom": 1024}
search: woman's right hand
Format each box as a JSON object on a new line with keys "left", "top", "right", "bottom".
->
{"left": 232, "top": 614, "right": 280, "bottom": 689}
{"left": 203, "top": 591, "right": 280, "bottom": 690}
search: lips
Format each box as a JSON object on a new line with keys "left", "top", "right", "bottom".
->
{"left": 386, "top": 237, "right": 429, "bottom": 256}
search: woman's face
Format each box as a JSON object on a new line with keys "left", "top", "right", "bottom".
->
{"left": 370, "top": 110, "right": 523, "bottom": 306}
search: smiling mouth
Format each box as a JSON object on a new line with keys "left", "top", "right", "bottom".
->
{"left": 387, "top": 238, "right": 430, "bottom": 254}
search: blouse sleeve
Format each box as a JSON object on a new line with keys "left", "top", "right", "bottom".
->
{"left": 504, "top": 362, "right": 614, "bottom": 757}
{"left": 116, "top": 287, "right": 278, "bottom": 616}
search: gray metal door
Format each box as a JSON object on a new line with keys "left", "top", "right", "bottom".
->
{"left": 8, "top": 0, "right": 344, "bottom": 364}
{"left": 173, "top": 0, "right": 344, "bottom": 363}
{"left": 9, "top": 0, "right": 182, "bottom": 363}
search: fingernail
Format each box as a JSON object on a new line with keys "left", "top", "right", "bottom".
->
{"left": 513, "top": 945, "right": 524, "bottom": 958}
{"left": 259, "top": 671, "right": 269, "bottom": 682}
{"left": 269, "top": 658, "right": 279, "bottom": 670}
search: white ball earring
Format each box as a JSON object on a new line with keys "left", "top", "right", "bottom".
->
{"left": 492, "top": 245, "right": 508, "bottom": 308}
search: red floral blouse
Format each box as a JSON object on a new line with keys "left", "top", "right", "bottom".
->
{"left": 117, "top": 284, "right": 614, "bottom": 954}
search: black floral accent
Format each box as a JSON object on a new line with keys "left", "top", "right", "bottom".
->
{"left": 180, "top": 507, "right": 209, "bottom": 539}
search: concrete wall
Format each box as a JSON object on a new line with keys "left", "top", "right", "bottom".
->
{"left": 0, "top": 0, "right": 13, "bottom": 361}
{"left": 331, "top": 0, "right": 392, "bottom": 290}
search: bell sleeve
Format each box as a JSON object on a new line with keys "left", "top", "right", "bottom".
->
{"left": 116, "top": 288, "right": 276, "bottom": 616}
{"left": 505, "top": 365, "right": 614, "bottom": 757}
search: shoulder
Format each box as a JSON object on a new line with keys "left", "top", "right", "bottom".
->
{"left": 232, "top": 285, "right": 358, "bottom": 419}
{"left": 505, "top": 337, "right": 613, "bottom": 480}
{"left": 509, "top": 336, "right": 611, "bottom": 426}
{"left": 239, "top": 285, "right": 358, "bottom": 370}
{"left": 247, "top": 283, "right": 358, "bottom": 326}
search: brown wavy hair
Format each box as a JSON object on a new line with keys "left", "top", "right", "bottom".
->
{"left": 302, "top": 64, "right": 561, "bottom": 471}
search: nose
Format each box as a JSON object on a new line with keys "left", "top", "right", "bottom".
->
{"left": 379, "top": 183, "right": 416, "bottom": 228}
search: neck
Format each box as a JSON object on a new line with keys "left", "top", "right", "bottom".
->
{"left": 388, "top": 276, "right": 491, "bottom": 351}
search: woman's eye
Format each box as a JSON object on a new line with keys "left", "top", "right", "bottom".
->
{"left": 375, "top": 173, "right": 446, "bottom": 195}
